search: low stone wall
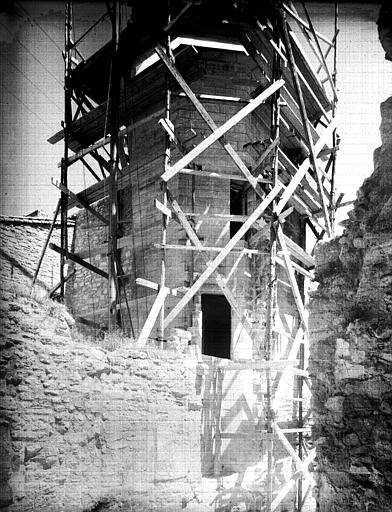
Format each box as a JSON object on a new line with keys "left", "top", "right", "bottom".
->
{"left": 0, "top": 215, "right": 67, "bottom": 295}
{"left": 0, "top": 290, "right": 204, "bottom": 512}
{"left": 309, "top": 97, "right": 392, "bottom": 512}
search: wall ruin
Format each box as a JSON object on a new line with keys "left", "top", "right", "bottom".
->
{"left": 309, "top": 96, "right": 392, "bottom": 512}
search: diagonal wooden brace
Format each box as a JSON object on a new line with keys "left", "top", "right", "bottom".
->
{"left": 52, "top": 179, "right": 109, "bottom": 226}
{"left": 164, "top": 182, "right": 283, "bottom": 328}
{"left": 136, "top": 286, "right": 169, "bottom": 346}
{"left": 275, "top": 116, "right": 337, "bottom": 216}
{"left": 276, "top": 226, "right": 309, "bottom": 336}
{"left": 273, "top": 423, "right": 311, "bottom": 478}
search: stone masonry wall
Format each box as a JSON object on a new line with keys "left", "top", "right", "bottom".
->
{"left": 0, "top": 217, "right": 65, "bottom": 295}
{"left": 0, "top": 289, "right": 204, "bottom": 512}
{"left": 67, "top": 47, "right": 272, "bottom": 339}
{"left": 309, "top": 96, "right": 392, "bottom": 512}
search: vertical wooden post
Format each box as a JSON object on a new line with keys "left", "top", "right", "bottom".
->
{"left": 158, "top": 19, "right": 172, "bottom": 344}
{"left": 60, "top": 1, "right": 73, "bottom": 299}
{"left": 265, "top": 23, "right": 283, "bottom": 512}
{"left": 108, "top": 0, "right": 121, "bottom": 332}
{"left": 330, "top": 1, "right": 339, "bottom": 234}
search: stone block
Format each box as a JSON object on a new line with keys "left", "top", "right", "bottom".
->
{"left": 334, "top": 360, "right": 366, "bottom": 381}
{"left": 335, "top": 338, "right": 350, "bottom": 358}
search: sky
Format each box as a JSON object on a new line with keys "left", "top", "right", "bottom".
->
{"left": 0, "top": 2, "right": 391, "bottom": 230}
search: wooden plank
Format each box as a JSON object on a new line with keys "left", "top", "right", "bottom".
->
{"left": 225, "top": 249, "right": 246, "bottom": 283}
{"left": 158, "top": 117, "right": 188, "bottom": 155}
{"left": 135, "top": 277, "right": 160, "bottom": 291}
{"left": 52, "top": 179, "right": 109, "bottom": 225}
{"left": 163, "top": 182, "right": 283, "bottom": 328}
{"left": 161, "top": 78, "right": 284, "bottom": 182}
{"left": 272, "top": 473, "right": 300, "bottom": 512}
{"left": 273, "top": 423, "right": 310, "bottom": 476}
{"left": 155, "top": 243, "right": 267, "bottom": 256}
{"left": 219, "top": 432, "right": 251, "bottom": 440}
{"left": 283, "top": 3, "right": 333, "bottom": 46}
{"left": 32, "top": 199, "right": 61, "bottom": 287}
{"left": 280, "top": 427, "right": 311, "bottom": 433}
{"left": 66, "top": 166, "right": 133, "bottom": 210}
{"left": 300, "top": 2, "right": 338, "bottom": 101}
{"left": 154, "top": 199, "right": 172, "bottom": 218}
{"left": 276, "top": 228, "right": 309, "bottom": 335}
{"left": 179, "top": 167, "right": 272, "bottom": 183}
{"left": 155, "top": 43, "right": 272, "bottom": 193}
{"left": 245, "top": 26, "right": 330, "bottom": 121}
{"left": 238, "top": 31, "right": 321, "bottom": 146}
{"left": 271, "top": 449, "right": 315, "bottom": 511}
{"left": 283, "top": 235, "right": 314, "bottom": 268}
{"left": 49, "top": 243, "right": 108, "bottom": 279}
{"left": 219, "top": 359, "right": 299, "bottom": 371}
{"left": 279, "top": 149, "right": 331, "bottom": 200}
{"left": 276, "top": 256, "right": 313, "bottom": 279}
{"left": 135, "top": 277, "right": 187, "bottom": 297}
{"left": 253, "top": 137, "right": 280, "bottom": 175}
{"left": 275, "top": 117, "right": 337, "bottom": 215}
{"left": 136, "top": 286, "right": 169, "bottom": 346}
{"left": 278, "top": 170, "right": 323, "bottom": 218}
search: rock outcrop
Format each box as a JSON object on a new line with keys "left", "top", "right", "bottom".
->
{"left": 309, "top": 96, "right": 392, "bottom": 511}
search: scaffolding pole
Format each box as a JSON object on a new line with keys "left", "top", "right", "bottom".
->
{"left": 265, "top": 21, "right": 283, "bottom": 511}
{"left": 60, "top": 0, "right": 73, "bottom": 299}
{"left": 108, "top": 0, "right": 121, "bottom": 331}
{"left": 158, "top": 17, "right": 172, "bottom": 344}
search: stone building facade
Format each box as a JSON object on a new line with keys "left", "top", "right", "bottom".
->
{"left": 66, "top": 46, "right": 304, "bottom": 361}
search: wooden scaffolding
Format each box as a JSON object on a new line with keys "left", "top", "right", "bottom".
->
{"left": 43, "top": 1, "right": 342, "bottom": 511}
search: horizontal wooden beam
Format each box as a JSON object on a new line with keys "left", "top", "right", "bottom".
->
{"left": 179, "top": 167, "right": 272, "bottom": 183}
{"left": 219, "top": 359, "right": 299, "bottom": 371}
{"left": 135, "top": 277, "right": 187, "bottom": 297}
{"left": 155, "top": 243, "right": 267, "bottom": 256}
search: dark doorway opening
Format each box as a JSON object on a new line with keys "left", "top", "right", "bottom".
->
{"left": 230, "top": 180, "right": 246, "bottom": 238}
{"left": 201, "top": 294, "right": 231, "bottom": 359}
